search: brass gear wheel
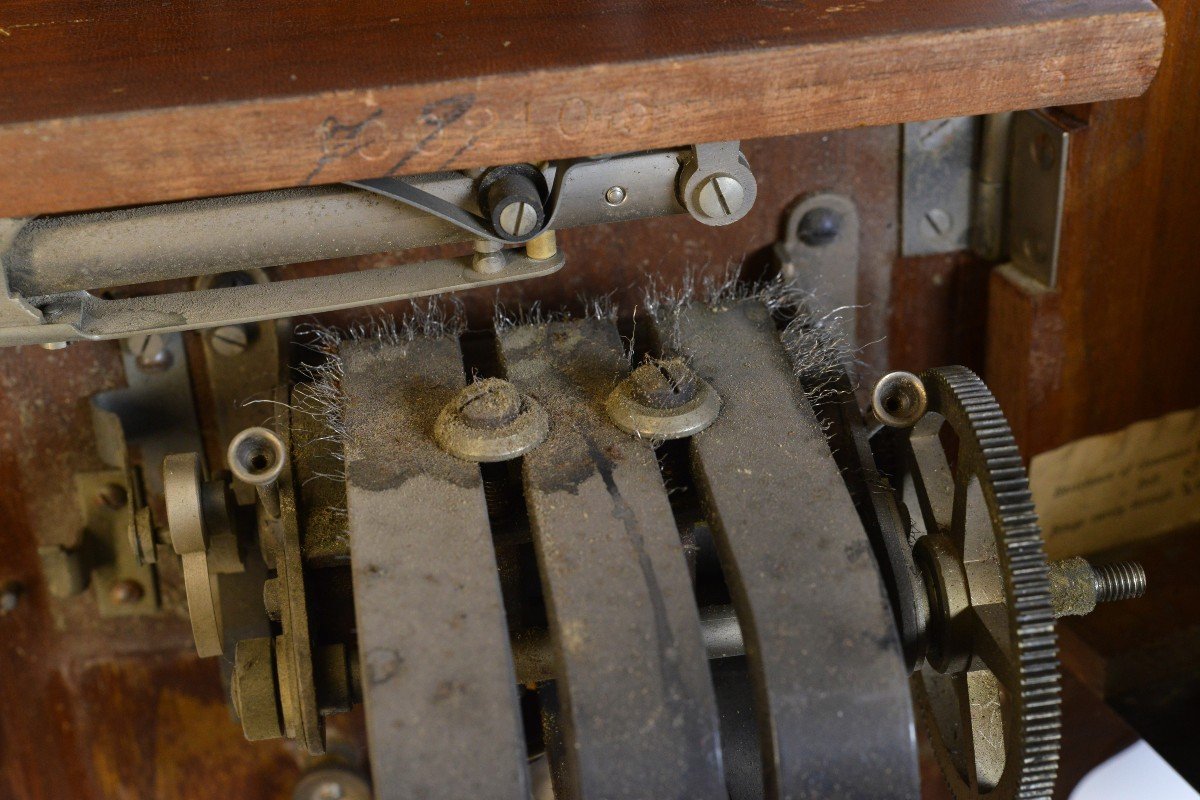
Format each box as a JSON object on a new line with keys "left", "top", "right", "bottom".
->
{"left": 891, "top": 366, "right": 1061, "bottom": 799}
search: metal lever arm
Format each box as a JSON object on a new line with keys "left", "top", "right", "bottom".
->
{"left": 0, "top": 144, "right": 754, "bottom": 345}
{"left": 17, "top": 250, "right": 563, "bottom": 345}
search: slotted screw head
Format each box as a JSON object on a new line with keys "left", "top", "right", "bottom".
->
{"left": 696, "top": 174, "right": 745, "bottom": 219}
{"left": 797, "top": 207, "right": 843, "bottom": 247}
{"left": 129, "top": 333, "right": 173, "bottom": 372}
{"left": 209, "top": 325, "right": 251, "bottom": 357}
{"left": 498, "top": 201, "right": 538, "bottom": 237}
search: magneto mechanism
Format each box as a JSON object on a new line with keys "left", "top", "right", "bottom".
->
{"left": 137, "top": 296, "right": 1143, "bottom": 800}
{"left": 11, "top": 128, "right": 1148, "bottom": 800}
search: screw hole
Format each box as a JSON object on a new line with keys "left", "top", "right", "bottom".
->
{"left": 228, "top": 427, "right": 286, "bottom": 485}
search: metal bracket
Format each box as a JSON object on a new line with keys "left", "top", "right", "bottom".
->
{"left": 0, "top": 144, "right": 754, "bottom": 346}
{"left": 774, "top": 192, "right": 860, "bottom": 346}
{"left": 677, "top": 141, "right": 758, "bottom": 227}
{"left": 971, "top": 112, "right": 1014, "bottom": 261}
{"left": 1008, "top": 110, "right": 1070, "bottom": 287}
{"left": 195, "top": 269, "right": 286, "bottom": 504}
{"left": 901, "top": 117, "right": 978, "bottom": 256}
{"left": 74, "top": 469, "right": 160, "bottom": 617}
{"left": 21, "top": 250, "right": 565, "bottom": 345}
{"left": 93, "top": 332, "right": 205, "bottom": 502}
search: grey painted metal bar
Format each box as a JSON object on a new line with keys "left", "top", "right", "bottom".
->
{"left": 666, "top": 301, "right": 919, "bottom": 800}
{"left": 8, "top": 183, "right": 466, "bottom": 296}
{"left": 11, "top": 250, "right": 563, "bottom": 345}
{"left": 498, "top": 318, "right": 726, "bottom": 800}
{"left": 341, "top": 336, "right": 529, "bottom": 800}
{"left": 4, "top": 150, "right": 686, "bottom": 296}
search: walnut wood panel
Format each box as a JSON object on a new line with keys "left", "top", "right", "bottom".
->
{"left": 888, "top": 252, "right": 991, "bottom": 376}
{"left": 982, "top": 0, "right": 1200, "bottom": 782}
{"left": 0, "top": 0, "right": 1162, "bottom": 216}
{"left": 986, "top": 0, "right": 1200, "bottom": 459}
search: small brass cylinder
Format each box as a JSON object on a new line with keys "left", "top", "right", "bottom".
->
{"left": 525, "top": 230, "right": 558, "bottom": 261}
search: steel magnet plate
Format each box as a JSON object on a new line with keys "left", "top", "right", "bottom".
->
{"left": 498, "top": 319, "right": 726, "bottom": 800}
{"left": 663, "top": 301, "right": 919, "bottom": 799}
{"left": 342, "top": 336, "right": 529, "bottom": 800}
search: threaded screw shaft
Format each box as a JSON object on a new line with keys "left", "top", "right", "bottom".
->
{"left": 1091, "top": 561, "right": 1147, "bottom": 604}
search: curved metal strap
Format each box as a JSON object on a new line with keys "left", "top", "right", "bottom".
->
{"left": 498, "top": 319, "right": 726, "bottom": 800}
{"left": 347, "top": 177, "right": 497, "bottom": 239}
{"left": 665, "top": 301, "right": 919, "bottom": 800}
{"left": 348, "top": 154, "right": 642, "bottom": 244}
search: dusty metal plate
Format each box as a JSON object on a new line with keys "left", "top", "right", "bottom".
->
{"left": 776, "top": 192, "right": 860, "bottom": 347}
{"left": 341, "top": 336, "right": 529, "bottom": 800}
{"left": 498, "top": 318, "right": 726, "bottom": 800}
{"left": 1008, "top": 109, "right": 1070, "bottom": 287}
{"left": 902, "top": 116, "right": 978, "bottom": 256}
{"left": 75, "top": 469, "right": 159, "bottom": 617}
{"left": 664, "top": 301, "right": 919, "bottom": 799}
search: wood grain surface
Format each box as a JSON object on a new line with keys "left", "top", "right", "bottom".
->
{"left": 986, "top": 0, "right": 1199, "bottom": 459}
{"left": 0, "top": 0, "right": 1163, "bottom": 216}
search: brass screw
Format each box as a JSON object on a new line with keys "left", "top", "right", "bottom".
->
{"left": 0, "top": 582, "right": 22, "bottom": 614}
{"left": 97, "top": 483, "right": 128, "bottom": 510}
{"left": 110, "top": 579, "right": 145, "bottom": 606}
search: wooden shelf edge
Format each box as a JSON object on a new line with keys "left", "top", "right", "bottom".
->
{"left": 0, "top": 7, "right": 1163, "bottom": 217}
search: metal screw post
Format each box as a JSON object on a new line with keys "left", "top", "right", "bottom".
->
{"left": 797, "top": 207, "right": 843, "bottom": 247}
{"left": 1092, "top": 561, "right": 1148, "bottom": 604}
{"left": 1047, "top": 557, "right": 1147, "bottom": 618}
{"left": 458, "top": 380, "right": 523, "bottom": 429}
{"left": 472, "top": 239, "right": 507, "bottom": 275}
{"left": 0, "top": 582, "right": 22, "bottom": 614}
{"left": 696, "top": 174, "right": 746, "bottom": 219}
{"left": 606, "top": 357, "right": 721, "bottom": 440}
{"left": 110, "top": 578, "right": 145, "bottom": 606}
{"left": 128, "top": 333, "right": 174, "bottom": 372}
{"left": 525, "top": 230, "right": 557, "bottom": 261}
{"left": 96, "top": 482, "right": 128, "bottom": 510}
{"left": 434, "top": 378, "right": 548, "bottom": 462}
{"left": 920, "top": 208, "right": 954, "bottom": 241}
{"left": 314, "top": 783, "right": 344, "bottom": 800}
{"left": 293, "top": 766, "right": 372, "bottom": 800}
{"left": 498, "top": 201, "right": 538, "bottom": 238}
{"left": 868, "top": 371, "right": 928, "bottom": 431}
{"left": 628, "top": 359, "right": 698, "bottom": 409}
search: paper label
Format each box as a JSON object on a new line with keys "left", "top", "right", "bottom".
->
{"left": 1029, "top": 407, "right": 1200, "bottom": 558}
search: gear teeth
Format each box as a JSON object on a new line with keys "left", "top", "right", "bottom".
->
{"left": 914, "top": 366, "right": 1062, "bottom": 800}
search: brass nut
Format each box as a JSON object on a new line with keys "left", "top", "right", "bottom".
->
{"left": 606, "top": 358, "right": 721, "bottom": 440}
{"left": 433, "top": 378, "right": 548, "bottom": 462}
